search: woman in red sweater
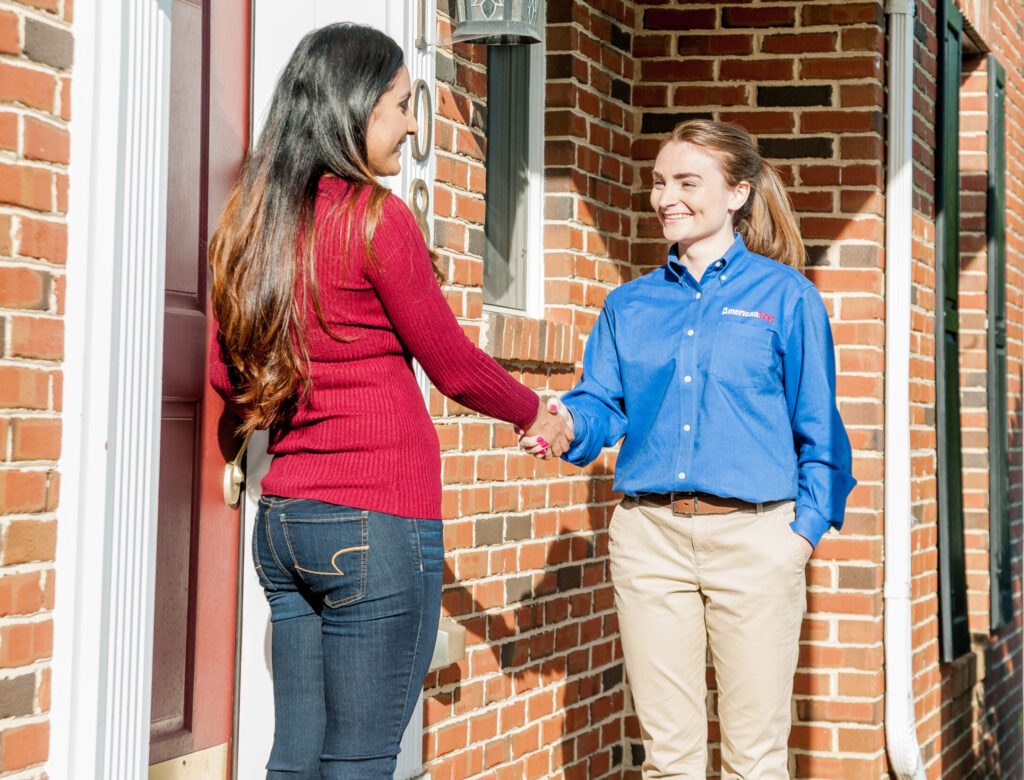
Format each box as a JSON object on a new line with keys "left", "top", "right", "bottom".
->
{"left": 209, "top": 24, "right": 570, "bottom": 779}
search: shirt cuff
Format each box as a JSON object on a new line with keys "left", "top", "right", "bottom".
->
{"left": 791, "top": 508, "right": 832, "bottom": 549}
{"left": 562, "top": 407, "right": 592, "bottom": 465}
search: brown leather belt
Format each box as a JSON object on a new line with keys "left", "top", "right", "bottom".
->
{"left": 637, "top": 492, "right": 756, "bottom": 516}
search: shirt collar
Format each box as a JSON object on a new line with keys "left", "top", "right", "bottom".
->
{"left": 666, "top": 233, "right": 750, "bottom": 286}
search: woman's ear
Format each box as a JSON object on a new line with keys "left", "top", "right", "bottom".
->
{"left": 729, "top": 181, "right": 751, "bottom": 212}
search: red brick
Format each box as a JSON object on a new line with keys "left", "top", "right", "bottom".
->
{"left": 0, "top": 266, "right": 49, "bottom": 310}
{"left": 55, "top": 171, "right": 67, "bottom": 211}
{"left": 673, "top": 85, "right": 748, "bottom": 107}
{"left": 0, "top": 10, "right": 19, "bottom": 56}
{"left": 19, "top": 0, "right": 59, "bottom": 11}
{"left": 801, "top": 3, "right": 884, "bottom": 26}
{"left": 0, "top": 214, "right": 10, "bottom": 256}
{"left": 800, "top": 216, "right": 884, "bottom": 243}
{"left": 762, "top": 32, "right": 838, "bottom": 54}
{"left": 800, "top": 56, "right": 883, "bottom": 81}
{"left": 1, "top": 518, "right": 56, "bottom": 563}
{"left": 0, "top": 162, "right": 52, "bottom": 211}
{"left": 59, "top": 75, "right": 71, "bottom": 121}
{"left": 0, "top": 110, "right": 16, "bottom": 152}
{"left": 722, "top": 6, "right": 796, "bottom": 28}
{"left": 720, "top": 111, "right": 796, "bottom": 134}
{"left": 0, "top": 62, "right": 55, "bottom": 112}
{"left": 23, "top": 117, "right": 68, "bottom": 165}
{"left": 800, "top": 110, "right": 882, "bottom": 134}
{"left": 0, "top": 470, "right": 48, "bottom": 515}
{"left": 0, "top": 620, "right": 52, "bottom": 668}
{"left": 644, "top": 8, "right": 716, "bottom": 31}
{"left": 841, "top": 26, "right": 886, "bottom": 52}
{"left": 0, "top": 367, "right": 50, "bottom": 410}
{"left": 0, "top": 571, "right": 45, "bottom": 616}
{"left": 720, "top": 58, "right": 795, "bottom": 82}
{"left": 678, "top": 34, "right": 754, "bottom": 57}
{"left": 632, "top": 34, "right": 671, "bottom": 58}
{"left": 0, "top": 720, "right": 48, "bottom": 771}
{"left": 8, "top": 316, "right": 63, "bottom": 360}
{"left": 840, "top": 83, "right": 885, "bottom": 108}
{"left": 11, "top": 418, "right": 60, "bottom": 461}
{"left": 37, "top": 667, "right": 50, "bottom": 712}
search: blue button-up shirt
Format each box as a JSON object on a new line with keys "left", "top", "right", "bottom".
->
{"left": 562, "top": 235, "right": 856, "bottom": 547}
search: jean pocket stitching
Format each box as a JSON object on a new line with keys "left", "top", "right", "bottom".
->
{"left": 262, "top": 511, "right": 290, "bottom": 577}
{"left": 293, "top": 544, "right": 370, "bottom": 577}
{"left": 280, "top": 515, "right": 369, "bottom": 607}
{"left": 252, "top": 511, "right": 281, "bottom": 591}
{"left": 259, "top": 495, "right": 304, "bottom": 509}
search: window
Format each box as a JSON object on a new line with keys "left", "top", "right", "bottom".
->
{"left": 484, "top": 32, "right": 544, "bottom": 316}
{"left": 987, "top": 56, "right": 1011, "bottom": 630}
{"left": 935, "top": 0, "right": 970, "bottom": 662}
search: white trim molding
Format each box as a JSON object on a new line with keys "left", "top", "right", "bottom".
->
{"left": 51, "top": 0, "right": 172, "bottom": 776}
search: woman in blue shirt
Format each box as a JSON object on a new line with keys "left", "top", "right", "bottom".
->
{"left": 524, "top": 120, "right": 855, "bottom": 778}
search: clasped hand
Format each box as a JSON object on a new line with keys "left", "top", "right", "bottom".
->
{"left": 517, "top": 398, "right": 574, "bottom": 460}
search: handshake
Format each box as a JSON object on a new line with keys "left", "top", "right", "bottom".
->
{"left": 516, "top": 398, "right": 574, "bottom": 460}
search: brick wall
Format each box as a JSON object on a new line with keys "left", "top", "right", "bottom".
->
{"left": 423, "top": 0, "right": 1022, "bottom": 778}
{"left": 423, "top": 2, "right": 638, "bottom": 776}
{"left": 0, "top": 0, "right": 69, "bottom": 776}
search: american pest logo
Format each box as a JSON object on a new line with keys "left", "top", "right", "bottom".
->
{"left": 721, "top": 306, "right": 775, "bottom": 324}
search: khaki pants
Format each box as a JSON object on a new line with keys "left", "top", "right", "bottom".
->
{"left": 610, "top": 497, "right": 808, "bottom": 779}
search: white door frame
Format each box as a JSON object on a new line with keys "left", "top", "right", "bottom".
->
{"left": 50, "top": 0, "right": 172, "bottom": 777}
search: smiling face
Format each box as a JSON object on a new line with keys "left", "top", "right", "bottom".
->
{"left": 365, "top": 65, "right": 417, "bottom": 178}
{"left": 650, "top": 140, "right": 750, "bottom": 257}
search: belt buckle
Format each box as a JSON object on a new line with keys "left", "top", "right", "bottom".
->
{"left": 671, "top": 491, "right": 698, "bottom": 516}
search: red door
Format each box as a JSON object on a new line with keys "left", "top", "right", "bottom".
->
{"left": 150, "top": 0, "right": 249, "bottom": 769}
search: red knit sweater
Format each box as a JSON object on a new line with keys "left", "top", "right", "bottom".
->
{"left": 210, "top": 177, "right": 540, "bottom": 519}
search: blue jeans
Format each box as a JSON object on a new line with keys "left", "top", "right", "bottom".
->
{"left": 253, "top": 496, "right": 444, "bottom": 779}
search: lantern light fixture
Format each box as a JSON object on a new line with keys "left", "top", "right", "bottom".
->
{"left": 451, "top": 0, "right": 543, "bottom": 45}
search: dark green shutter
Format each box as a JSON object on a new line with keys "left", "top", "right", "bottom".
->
{"left": 484, "top": 46, "right": 530, "bottom": 310}
{"left": 936, "top": 0, "right": 970, "bottom": 662}
{"left": 987, "top": 57, "right": 1011, "bottom": 629}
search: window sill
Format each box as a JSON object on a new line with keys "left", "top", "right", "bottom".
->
{"left": 482, "top": 310, "right": 582, "bottom": 367}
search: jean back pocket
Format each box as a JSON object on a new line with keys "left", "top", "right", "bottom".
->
{"left": 280, "top": 507, "right": 370, "bottom": 608}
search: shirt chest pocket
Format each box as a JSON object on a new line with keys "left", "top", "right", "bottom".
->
{"left": 708, "top": 321, "right": 779, "bottom": 389}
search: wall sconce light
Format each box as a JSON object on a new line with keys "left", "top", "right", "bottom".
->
{"left": 452, "top": 0, "right": 543, "bottom": 45}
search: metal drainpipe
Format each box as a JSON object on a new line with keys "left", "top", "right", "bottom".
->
{"left": 883, "top": 0, "right": 928, "bottom": 777}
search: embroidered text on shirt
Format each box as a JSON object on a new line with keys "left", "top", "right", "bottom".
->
{"left": 721, "top": 306, "right": 776, "bottom": 324}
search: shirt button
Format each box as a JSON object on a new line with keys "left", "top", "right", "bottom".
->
{"left": 683, "top": 424, "right": 691, "bottom": 432}
{"left": 687, "top": 329, "right": 694, "bottom": 336}
{"left": 678, "top": 472, "right": 686, "bottom": 480}
{"left": 721, "top": 273, "right": 728, "bottom": 281}
{"left": 695, "top": 292, "right": 702, "bottom": 299}
{"left": 684, "top": 375, "right": 692, "bottom": 383}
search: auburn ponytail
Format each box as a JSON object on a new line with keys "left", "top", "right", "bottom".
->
{"left": 664, "top": 120, "right": 806, "bottom": 270}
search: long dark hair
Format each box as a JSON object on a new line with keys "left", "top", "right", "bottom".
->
{"left": 665, "top": 120, "right": 805, "bottom": 269}
{"left": 210, "top": 24, "right": 404, "bottom": 433}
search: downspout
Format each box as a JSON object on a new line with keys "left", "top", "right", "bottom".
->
{"left": 883, "top": 0, "right": 928, "bottom": 778}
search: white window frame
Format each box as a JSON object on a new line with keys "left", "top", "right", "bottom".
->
{"left": 482, "top": 28, "right": 546, "bottom": 321}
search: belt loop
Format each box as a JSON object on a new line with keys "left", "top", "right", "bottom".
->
{"left": 756, "top": 501, "right": 765, "bottom": 517}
